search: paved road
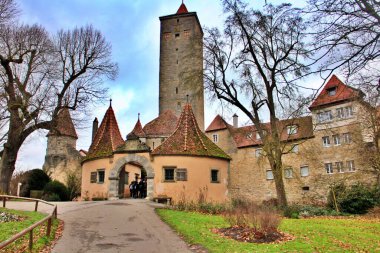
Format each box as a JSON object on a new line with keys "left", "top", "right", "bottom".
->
{"left": 5, "top": 199, "right": 192, "bottom": 253}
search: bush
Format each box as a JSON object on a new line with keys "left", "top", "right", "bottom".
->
{"left": 19, "top": 169, "right": 50, "bottom": 197}
{"left": 66, "top": 172, "right": 81, "bottom": 200}
{"left": 328, "top": 183, "right": 375, "bottom": 214}
{"left": 42, "top": 180, "right": 69, "bottom": 201}
{"left": 282, "top": 205, "right": 301, "bottom": 219}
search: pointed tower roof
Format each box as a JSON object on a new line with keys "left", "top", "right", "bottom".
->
{"left": 177, "top": 2, "right": 188, "bottom": 14}
{"left": 152, "top": 104, "right": 230, "bottom": 160}
{"left": 205, "top": 115, "right": 231, "bottom": 132}
{"left": 309, "top": 74, "right": 364, "bottom": 110}
{"left": 87, "top": 104, "right": 124, "bottom": 159}
{"left": 143, "top": 110, "right": 178, "bottom": 137}
{"left": 127, "top": 114, "right": 146, "bottom": 140}
{"left": 48, "top": 108, "right": 78, "bottom": 139}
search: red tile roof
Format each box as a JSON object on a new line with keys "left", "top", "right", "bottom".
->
{"left": 86, "top": 105, "right": 124, "bottom": 159}
{"left": 309, "top": 74, "right": 363, "bottom": 110}
{"left": 47, "top": 108, "right": 78, "bottom": 139}
{"left": 143, "top": 110, "right": 178, "bottom": 137}
{"left": 176, "top": 3, "right": 188, "bottom": 14}
{"left": 127, "top": 116, "right": 146, "bottom": 139}
{"left": 152, "top": 104, "right": 230, "bottom": 160}
{"left": 205, "top": 115, "right": 231, "bottom": 132}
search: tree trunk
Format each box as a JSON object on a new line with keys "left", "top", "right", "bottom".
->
{"left": 271, "top": 159, "right": 288, "bottom": 207}
{"left": 0, "top": 145, "right": 19, "bottom": 194}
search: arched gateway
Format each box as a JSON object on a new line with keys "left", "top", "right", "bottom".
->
{"left": 108, "top": 154, "right": 154, "bottom": 200}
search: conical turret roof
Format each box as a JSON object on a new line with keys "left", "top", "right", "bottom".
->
{"left": 48, "top": 108, "right": 77, "bottom": 139}
{"left": 87, "top": 105, "right": 124, "bottom": 159}
{"left": 127, "top": 115, "right": 146, "bottom": 140}
{"left": 152, "top": 104, "right": 230, "bottom": 160}
{"left": 176, "top": 3, "right": 188, "bottom": 14}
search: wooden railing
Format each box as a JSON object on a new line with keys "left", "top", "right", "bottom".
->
{"left": 0, "top": 195, "right": 57, "bottom": 251}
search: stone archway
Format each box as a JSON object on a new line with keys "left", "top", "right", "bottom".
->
{"left": 108, "top": 154, "right": 154, "bottom": 200}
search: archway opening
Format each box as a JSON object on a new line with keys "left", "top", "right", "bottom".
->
{"left": 118, "top": 161, "right": 147, "bottom": 198}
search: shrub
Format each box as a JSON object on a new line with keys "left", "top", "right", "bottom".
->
{"left": 282, "top": 205, "right": 301, "bottom": 219}
{"left": 42, "top": 180, "right": 69, "bottom": 201}
{"left": 19, "top": 169, "right": 50, "bottom": 197}
{"left": 328, "top": 183, "right": 375, "bottom": 214}
{"left": 66, "top": 172, "right": 81, "bottom": 200}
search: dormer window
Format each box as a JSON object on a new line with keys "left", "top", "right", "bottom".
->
{"left": 327, "top": 86, "right": 337, "bottom": 96}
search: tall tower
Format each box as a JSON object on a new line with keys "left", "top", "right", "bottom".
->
{"left": 159, "top": 2, "right": 204, "bottom": 130}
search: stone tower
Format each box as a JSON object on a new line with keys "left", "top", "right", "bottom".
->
{"left": 43, "top": 108, "right": 81, "bottom": 185}
{"left": 159, "top": 3, "right": 205, "bottom": 130}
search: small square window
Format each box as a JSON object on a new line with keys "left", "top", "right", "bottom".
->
{"left": 333, "top": 134, "right": 341, "bottom": 145}
{"left": 176, "top": 168, "right": 187, "bottom": 181}
{"left": 302, "top": 186, "right": 310, "bottom": 191}
{"left": 266, "top": 170, "right": 274, "bottom": 180}
{"left": 175, "top": 33, "right": 180, "bottom": 38}
{"left": 300, "top": 166, "right": 309, "bottom": 177}
{"left": 327, "top": 87, "right": 337, "bottom": 96}
{"left": 287, "top": 125, "right": 298, "bottom": 135}
{"left": 211, "top": 169, "right": 219, "bottom": 183}
{"left": 164, "top": 168, "right": 175, "bottom": 181}
{"left": 317, "top": 111, "right": 333, "bottom": 123}
{"left": 284, "top": 168, "right": 293, "bottom": 179}
{"left": 325, "top": 163, "right": 333, "bottom": 174}
{"left": 212, "top": 134, "right": 218, "bottom": 143}
{"left": 97, "top": 170, "right": 105, "bottom": 183}
{"left": 322, "top": 136, "right": 330, "bottom": 147}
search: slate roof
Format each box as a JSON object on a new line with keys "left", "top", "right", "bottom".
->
{"left": 127, "top": 116, "right": 146, "bottom": 139}
{"left": 47, "top": 108, "right": 78, "bottom": 139}
{"left": 152, "top": 104, "right": 230, "bottom": 160}
{"left": 205, "top": 114, "right": 231, "bottom": 132}
{"left": 86, "top": 105, "right": 124, "bottom": 159}
{"left": 177, "top": 3, "right": 188, "bottom": 14}
{"left": 143, "top": 110, "right": 178, "bottom": 137}
{"left": 309, "top": 74, "right": 364, "bottom": 110}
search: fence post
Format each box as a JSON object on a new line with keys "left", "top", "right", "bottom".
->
{"left": 46, "top": 218, "right": 52, "bottom": 237}
{"left": 34, "top": 200, "right": 38, "bottom": 212}
{"left": 29, "top": 229, "right": 33, "bottom": 251}
{"left": 2, "top": 197, "right": 5, "bottom": 208}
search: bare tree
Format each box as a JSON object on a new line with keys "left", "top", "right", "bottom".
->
{"left": 307, "top": 0, "right": 380, "bottom": 83}
{"left": 0, "top": 24, "right": 118, "bottom": 193}
{"left": 204, "top": 0, "right": 312, "bottom": 206}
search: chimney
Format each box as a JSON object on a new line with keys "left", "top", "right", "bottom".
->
{"left": 92, "top": 117, "right": 98, "bottom": 142}
{"left": 233, "top": 114, "right": 238, "bottom": 128}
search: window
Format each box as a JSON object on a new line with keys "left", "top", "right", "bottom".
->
{"left": 287, "top": 125, "right": 298, "bottom": 135}
{"left": 176, "top": 169, "right": 187, "bottom": 181}
{"left": 291, "top": 144, "right": 299, "bottom": 153}
{"left": 97, "top": 170, "right": 105, "bottom": 183}
{"left": 317, "top": 111, "right": 333, "bottom": 123}
{"left": 164, "top": 168, "right": 175, "bottom": 181}
{"left": 325, "top": 163, "right": 333, "bottom": 174}
{"left": 336, "top": 108, "right": 344, "bottom": 119}
{"left": 347, "top": 160, "right": 355, "bottom": 172}
{"left": 345, "top": 106, "right": 353, "bottom": 117}
{"left": 255, "top": 148, "right": 262, "bottom": 157}
{"left": 336, "top": 161, "right": 344, "bottom": 173}
{"left": 322, "top": 136, "right": 330, "bottom": 147}
{"left": 212, "top": 134, "right": 218, "bottom": 143}
{"left": 302, "top": 186, "right": 310, "bottom": 191}
{"left": 300, "top": 166, "right": 309, "bottom": 177}
{"left": 343, "top": 133, "right": 352, "bottom": 144}
{"left": 266, "top": 170, "right": 274, "bottom": 180}
{"left": 333, "top": 134, "right": 341, "bottom": 145}
{"left": 211, "top": 169, "right": 219, "bottom": 183}
{"left": 284, "top": 168, "right": 293, "bottom": 179}
{"left": 90, "top": 172, "right": 97, "bottom": 183}
{"left": 175, "top": 33, "right": 180, "bottom": 38}
{"left": 327, "top": 87, "right": 337, "bottom": 96}
{"left": 175, "top": 87, "right": 178, "bottom": 94}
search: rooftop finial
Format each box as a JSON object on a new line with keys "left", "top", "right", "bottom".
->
{"left": 138, "top": 112, "right": 140, "bottom": 120}
{"left": 186, "top": 94, "right": 189, "bottom": 103}
{"left": 109, "top": 99, "right": 112, "bottom": 107}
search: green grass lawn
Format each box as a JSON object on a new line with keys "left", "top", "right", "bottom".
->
{"left": 156, "top": 209, "right": 380, "bottom": 253}
{"left": 0, "top": 207, "right": 59, "bottom": 253}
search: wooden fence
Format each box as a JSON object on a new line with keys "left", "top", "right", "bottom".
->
{"left": 0, "top": 195, "right": 57, "bottom": 251}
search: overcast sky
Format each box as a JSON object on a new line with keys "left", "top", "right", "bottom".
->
{"left": 15, "top": 0, "right": 318, "bottom": 171}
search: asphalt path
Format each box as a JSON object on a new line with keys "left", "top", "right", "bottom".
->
{"left": 5, "top": 199, "right": 192, "bottom": 253}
